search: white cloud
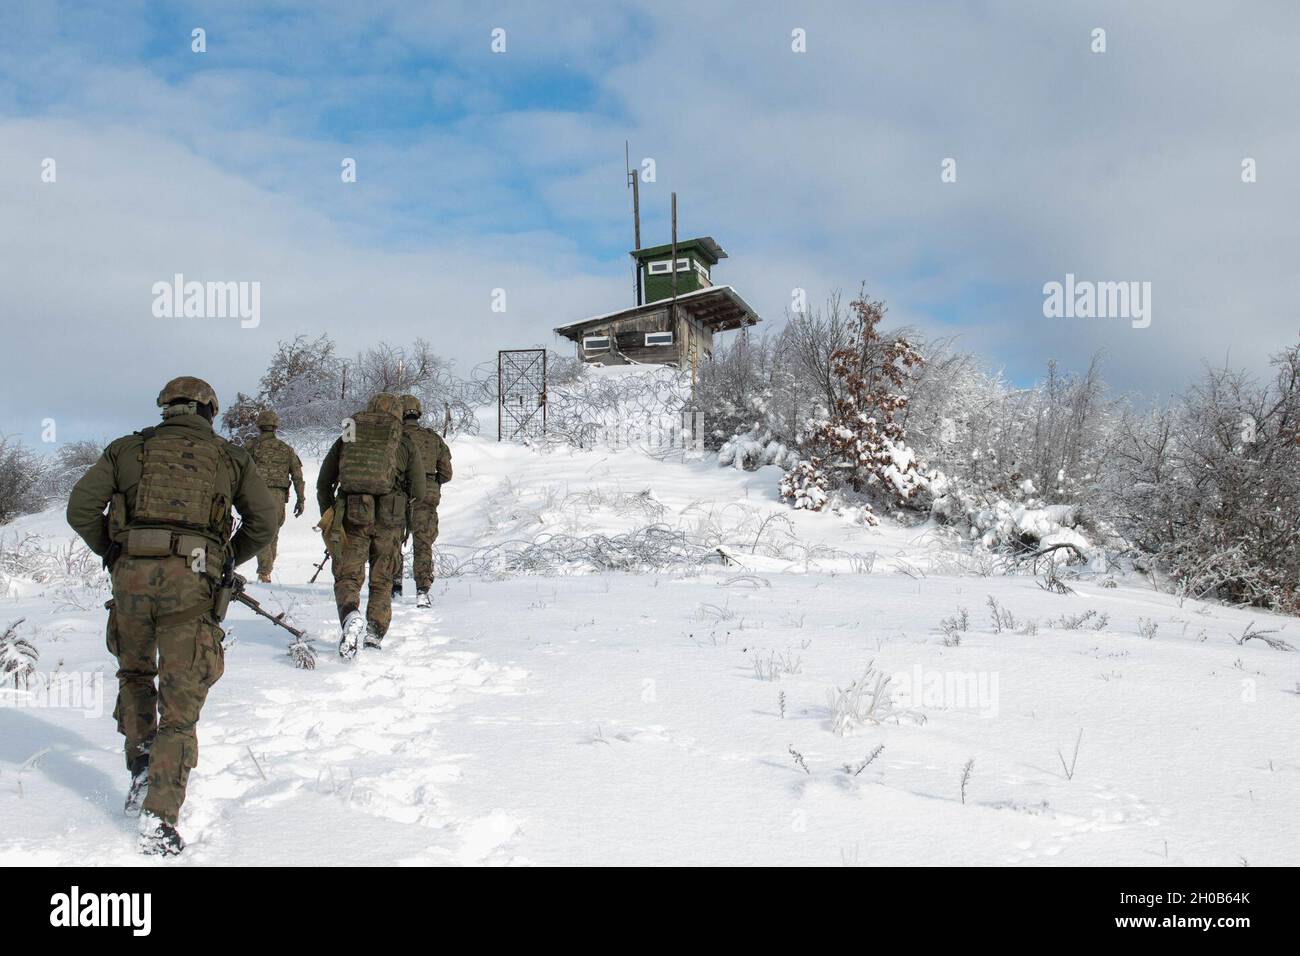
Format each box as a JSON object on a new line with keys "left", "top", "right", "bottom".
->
{"left": 3, "top": 0, "right": 1299, "bottom": 443}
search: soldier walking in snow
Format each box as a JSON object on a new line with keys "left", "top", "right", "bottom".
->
{"left": 394, "top": 395, "right": 452, "bottom": 608}
{"left": 316, "top": 392, "right": 425, "bottom": 657}
{"left": 65, "top": 377, "right": 277, "bottom": 856}
{"left": 244, "top": 409, "right": 306, "bottom": 582}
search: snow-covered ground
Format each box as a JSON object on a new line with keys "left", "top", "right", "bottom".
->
{"left": 1, "top": 434, "right": 1298, "bottom": 866}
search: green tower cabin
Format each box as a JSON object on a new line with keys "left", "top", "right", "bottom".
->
{"left": 634, "top": 236, "right": 727, "bottom": 303}
{"left": 554, "top": 236, "right": 761, "bottom": 371}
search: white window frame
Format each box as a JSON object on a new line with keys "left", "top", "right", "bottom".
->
{"left": 694, "top": 260, "right": 710, "bottom": 279}
{"left": 675, "top": 257, "right": 691, "bottom": 272}
{"left": 583, "top": 334, "right": 610, "bottom": 352}
{"left": 647, "top": 260, "right": 672, "bottom": 275}
{"left": 645, "top": 331, "right": 674, "bottom": 347}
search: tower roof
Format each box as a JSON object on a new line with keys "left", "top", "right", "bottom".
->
{"left": 630, "top": 236, "right": 728, "bottom": 265}
{"left": 553, "top": 285, "right": 759, "bottom": 341}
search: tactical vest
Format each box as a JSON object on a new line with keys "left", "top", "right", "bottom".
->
{"left": 338, "top": 411, "right": 403, "bottom": 495}
{"left": 250, "top": 434, "right": 295, "bottom": 489}
{"left": 131, "top": 427, "right": 231, "bottom": 541}
{"left": 404, "top": 425, "right": 443, "bottom": 483}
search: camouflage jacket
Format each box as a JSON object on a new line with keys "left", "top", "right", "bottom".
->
{"left": 402, "top": 422, "right": 452, "bottom": 503}
{"left": 66, "top": 413, "right": 278, "bottom": 567}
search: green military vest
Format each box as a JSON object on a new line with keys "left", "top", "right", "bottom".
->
{"left": 131, "top": 427, "right": 232, "bottom": 542}
{"left": 248, "top": 433, "right": 295, "bottom": 490}
{"left": 338, "top": 410, "right": 403, "bottom": 495}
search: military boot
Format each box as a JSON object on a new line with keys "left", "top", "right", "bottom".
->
{"left": 139, "top": 812, "right": 185, "bottom": 857}
{"left": 392, "top": 582, "right": 403, "bottom": 598}
{"left": 416, "top": 590, "right": 431, "bottom": 609}
{"left": 124, "top": 754, "right": 149, "bottom": 817}
{"left": 364, "top": 623, "right": 384, "bottom": 650}
{"left": 339, "top": 609, "right": 366, "bottom": 660}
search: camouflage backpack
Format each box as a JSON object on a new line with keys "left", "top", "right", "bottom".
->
{"left": 338, "top": 403, "right": 403, "bottom": 495}
{"left": 250, "top": 434, "right": 295, "bottom": 490}
{"left": 132, "top": 428, "right": 229, "bottom": 536}
{"left": 404, "top": 425, "right": 443, "bottom": 484}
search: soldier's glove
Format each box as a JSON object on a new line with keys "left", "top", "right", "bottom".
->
{"left": 315, "top": 507, "right": 334, "bottom": 535}
{"left": 232, "top": 572, "right": 247, "bottom": 594}
{"left": 294, "top": 498, "right": 305, "bottom": 518}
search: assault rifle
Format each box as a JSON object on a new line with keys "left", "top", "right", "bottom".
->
{"left": 308, "top": 549, "right": 331, "bottom": 584}
{"left": 215, "top": 560, "right": 316, "bottom": 669}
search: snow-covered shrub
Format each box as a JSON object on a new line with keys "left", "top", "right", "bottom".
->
{"left": 826, "top": 662, "right": 897, "bottom": 734}
{"left": 0, "top": 618, "right": 37, "bottom": 690}
{"left": 780, "top": 289, "right": 927, "bottom": 522}
{"left": 35, "top": 440, "right": 104, "bottom": 500}
{"left": 0, "top": 533, "right": 108, "bottom": 605}
{"left": 0, "top": 436, "right": 49, "bottom": 525}
{"left": 778, "top": 458, "right": 829, "bottom": 513}
{"left": 223, "top": 334, "right": 479, "bottom": 442}
{"left": 718, "top": 427, "right": 795, "bottom": 471}
{"left": 905, "top": 352, "right": 1113, "bottom": 510}
{"left": 1103, "top": 343, "right": 1300, "bottom": 613}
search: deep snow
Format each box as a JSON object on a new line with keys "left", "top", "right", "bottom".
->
{"left": 1, "top": 435, "right": 1297, "bottom": 866}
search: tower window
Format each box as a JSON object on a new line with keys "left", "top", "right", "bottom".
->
{"left": 645, "top": 331, "right": 674, "bottom": 347}
{"left": 583, "top": 335, "right": 610, "bottom": 352}
{"left": 647, "top": 260, "right": 672, "bottom": 275}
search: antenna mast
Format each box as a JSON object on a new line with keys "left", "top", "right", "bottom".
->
{"left": 626, "top": 141, "right": 642, "bottom": 305}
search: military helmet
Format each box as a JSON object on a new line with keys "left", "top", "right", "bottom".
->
{"left": 157, "top": 376, "right": 219, "bottom": 415}
{"left": 367, "top": 392, "right": 402, "bottom": 420}
{"left": 255, "top": 409, "right": 279, "bottom": 431}
{"left": 401, "top": 394, "right": 422, "bottom": 418}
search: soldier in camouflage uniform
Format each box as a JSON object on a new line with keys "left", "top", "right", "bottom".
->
{"left": 395, "top": 395, "right": 452, "bottom": 608}
{"left": 66, "top": 377, "right": 277, "bottom": 856}
{"left": 244, "top": 409, "right": 306, "bottom": 583}
{"left": 316, "top": 393, "right": 425, "bottom": 657}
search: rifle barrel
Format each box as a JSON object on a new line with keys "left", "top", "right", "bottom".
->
{"left": 234, "top": 591, "right": 307, "bottom": 640}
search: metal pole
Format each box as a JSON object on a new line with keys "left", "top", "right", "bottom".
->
{"left": 628, "top": 141, "right": 642, "bottom": 306}
{"left": 670, "top": 191, "right": 678, "bottom": 350}
{"left": 497, "top": 351, "right": 503, "bottom": 441}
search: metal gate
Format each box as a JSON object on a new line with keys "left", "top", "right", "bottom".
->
{"left": 497, "top": 349, "right": 547, "bottom": 441}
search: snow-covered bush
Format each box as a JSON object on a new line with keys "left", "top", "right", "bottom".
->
{"left": 0, "top": 618, "right": 37, "bottom": 690}
{"left": 32, "top": 440, "right": 105, "bottom": 501}
{"left": 1103, "top": 343, "right": 1300, "bottom": 612}
{"left": 779, "top": 289, "right": 928, "bottom": 522}
{"left": 0, "top": 436, "right": 48, "bottom": 525}
{"left": 778, "top": 457, "right": 829, "bottom": 513}
{"left": 717, "top": 427, "right": 795, "bottom": 471}
{"left": 904, "top": 352, "right": 1114, "bottom": 510}
{"left": 0, "top": 533, "right": 108, "bottom": 606}
{"left": 223, "top": 334, "right": 479, "bottom": 442}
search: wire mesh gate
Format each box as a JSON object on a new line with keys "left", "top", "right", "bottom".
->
{"left": 497, "top": 349, "right": 547, "bottom": 441}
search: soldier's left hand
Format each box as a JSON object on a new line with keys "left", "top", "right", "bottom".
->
{"left": 294, "top": 499, "right": 305, "bottom": 517}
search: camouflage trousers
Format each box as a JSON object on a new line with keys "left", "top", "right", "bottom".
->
{"left": 395, "top": 494, "right": 440, "bottom": 591}
{"left": 255, "top": 491, "right": 288, "bottom": 577}
{"left": 107, "top": 555, "right": 224, "bottom": 826}
{"left": 333, "top": 520, "right": 403, "bottom": 637}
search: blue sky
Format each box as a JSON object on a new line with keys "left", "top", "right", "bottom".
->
{"left": 3, "top": 1, "right": 1299, "bottom": 442}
